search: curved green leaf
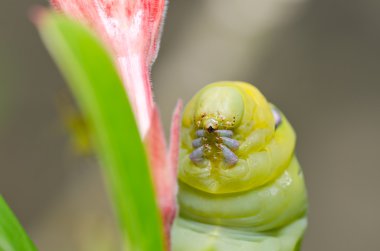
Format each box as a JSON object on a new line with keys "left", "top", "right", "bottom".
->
{"left": 0, "top": 196, "right": 37, "bottom": 251}
{"left": 36, "top": 11, "right": 164, "bottom": 251}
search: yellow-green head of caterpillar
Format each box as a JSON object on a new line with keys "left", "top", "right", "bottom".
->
{"left": 179, "top": 81, "right": 296, "bottom": 194}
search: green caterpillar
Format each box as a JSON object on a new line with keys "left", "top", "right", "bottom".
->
{"left": 172, "top": 81, "right": 308, "bottom": 251}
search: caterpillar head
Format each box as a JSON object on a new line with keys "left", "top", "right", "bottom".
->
{"left": 193, "top": 86, "right": 244, "bottom": 131}
{"left": 179, "top": 81, "right": 295, "bottom": 194}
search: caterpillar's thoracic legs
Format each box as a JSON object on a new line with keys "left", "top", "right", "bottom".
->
{"left": 189, "top": 145, "right": 204, "bottom": 164}
{"left": 221, "top": 137, "right": 239, "bottom": 150}
{"left": 196, "top": 130, "right": 205, "bottom": 137}
{"left": 220, "top": 144, "right": 238, "bottom": 166}
{"left": 196, "top": 129, "right": 234, "bottom": 138}
{"left": 215, "top": 130, "right": 233, "bottom": 137}
{"left": 192, "top": 138, "right": 203, "bottom": 148}
{"left": 190, "top": 129, "right": 239, "bottom": 165}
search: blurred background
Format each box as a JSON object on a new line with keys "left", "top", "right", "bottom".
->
{"left": 1, "top": 0, "right": 380, "bottom": 250}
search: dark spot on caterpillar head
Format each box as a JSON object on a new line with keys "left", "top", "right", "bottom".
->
{"left": 271, "top": 107, "right": 282, "bottom": 129}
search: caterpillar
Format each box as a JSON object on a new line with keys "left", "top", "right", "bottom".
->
{"left": 172, "top": 81, "right": 308, "bottom": 251}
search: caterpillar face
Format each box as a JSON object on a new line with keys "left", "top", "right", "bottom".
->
{"left": 179, "top": 81, "right": 296, "bottom": 194}
{"left": 189, "top": 86, "right": 244, "bottom": 166}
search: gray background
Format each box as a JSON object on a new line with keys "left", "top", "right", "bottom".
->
{"left": 1, "top": 0, "right": 380, "bottom": 250}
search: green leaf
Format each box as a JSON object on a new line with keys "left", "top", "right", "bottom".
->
{"left": 0, "top": 196, "right": 38, "bottom": 251}
{"left": 36, "top": 11, "right": 164, "bottom": 251}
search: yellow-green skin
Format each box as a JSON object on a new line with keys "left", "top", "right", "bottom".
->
{"left": 172, "top": 82, "right": 308, "bottom": 251}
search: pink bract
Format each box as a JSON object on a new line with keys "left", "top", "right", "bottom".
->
{"left": 145, "top": 101, "right": 182, "bottom": 244}
{"left": 51, "top": 0, "right": 166, "bottom": 137}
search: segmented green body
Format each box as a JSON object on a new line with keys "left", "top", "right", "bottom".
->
{"left": 172, "top": 82, "right": 308, "bottom": 251}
